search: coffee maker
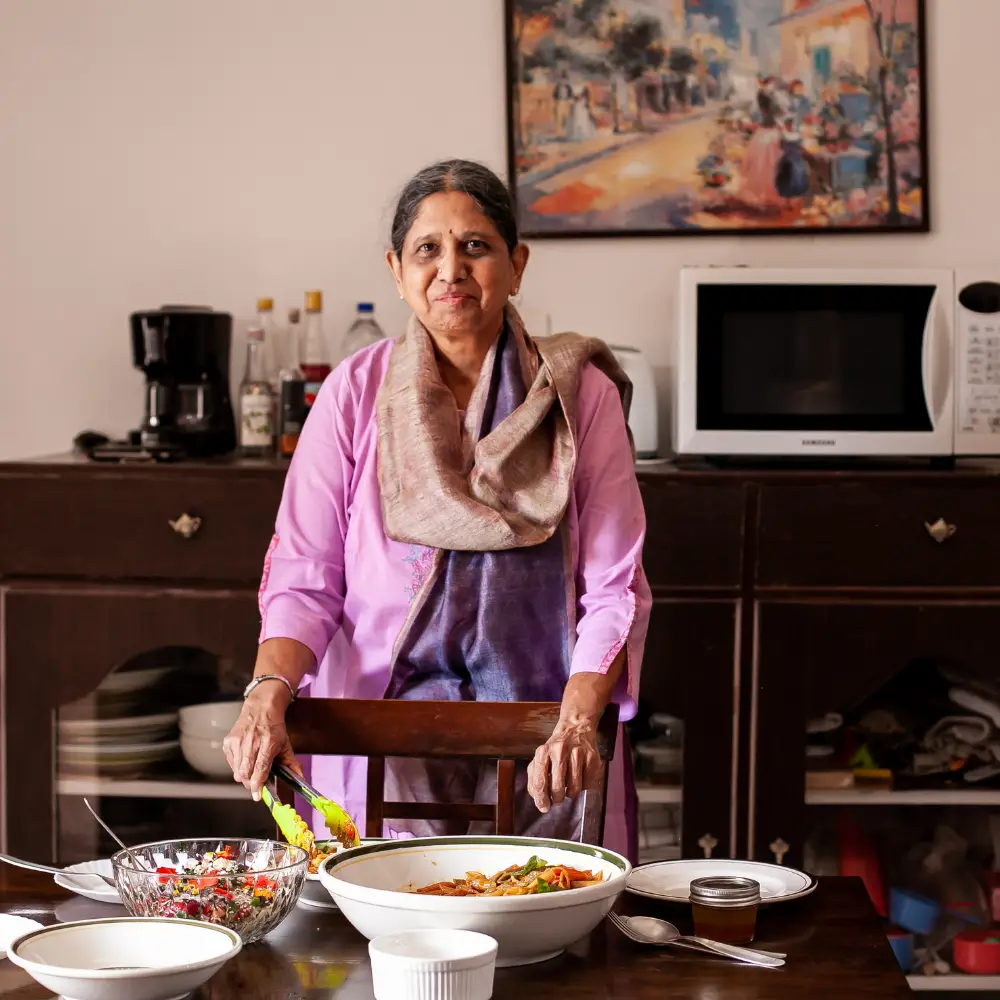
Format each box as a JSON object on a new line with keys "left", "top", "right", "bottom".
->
{"left": 122, "top": 306, "right": 236, "bottom": 459}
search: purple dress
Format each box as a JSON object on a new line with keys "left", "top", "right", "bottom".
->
{"left": 258, "top": 336, "right": 651, "bottom": 859}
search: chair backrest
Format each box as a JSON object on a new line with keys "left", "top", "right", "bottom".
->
{"left": 284, "top": 699, "right": 619, "bottom": 844}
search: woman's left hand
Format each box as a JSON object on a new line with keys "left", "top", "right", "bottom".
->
{"left": 527, "top": 719, "right": 603, "bottom": 814}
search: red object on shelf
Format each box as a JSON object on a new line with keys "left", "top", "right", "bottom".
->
{"left": 954, "top": 929, "right": 1000, "bottom": 975}
{"left": 837, "top": 814, "right": 887, "bottom": 917}
{"left": 986, "top": 873, "right": 1000, "bottom": 923}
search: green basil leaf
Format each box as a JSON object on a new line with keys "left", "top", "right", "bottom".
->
{"left": 514, "top": 855, "right": 546, "bottom": 878}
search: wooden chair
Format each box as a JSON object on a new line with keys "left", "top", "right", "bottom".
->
{"left": 283, "top": 699, "right": 619, "bottom": 845}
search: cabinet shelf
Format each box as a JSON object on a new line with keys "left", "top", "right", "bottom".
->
{"left": 635, "top": 782, "right": 683, "bottom": 805}
{"left": 806, "top": 788, "right": 1000, "bottom": 806}
{"left": 57, "top": 777, "right": 249, "bottom": 801}
{"left": 907, "top": 974, "right": 1000, "bottom": 991}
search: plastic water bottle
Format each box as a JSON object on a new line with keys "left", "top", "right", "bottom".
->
{"left": 341, "top": 303, "right": 385, "bottom": 357}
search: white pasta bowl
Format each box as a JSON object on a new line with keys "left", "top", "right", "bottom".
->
{"left": 318, "top": 835, "right": 630, "bottom": 967}
{"left": 7, "top": 916, "right": 240, "bottom": 1000}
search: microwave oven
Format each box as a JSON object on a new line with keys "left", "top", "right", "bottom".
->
{"left": 674, "top": 267, "right": 1000, "bottom": 459}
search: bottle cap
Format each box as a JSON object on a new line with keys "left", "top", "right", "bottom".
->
{"left": 247, "top": 325, "right": 265, "bottom": 340}
{"left": 689, "top": 877, "right": 760, "bottom": 908}
{"left": 357, "top": 302, "right": 374, "bottom": 313}
{"left": 305, "top": 290, "right": 323, "bottom": 313}
{"left": 288, "top": 307, "right": 301, "bottom": 323}
{"left": 256, "top": 297, "right": 274, "bottom": 312}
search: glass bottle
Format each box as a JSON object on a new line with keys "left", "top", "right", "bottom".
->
{"left": 278, "top": 308, "right": 306, "bottom": 459}
{"left": 341, "top": 302, "right": 385, "bottom": 357}
{"left": 256, "top": 297, "right": 281, "bottom": 394}
{"left": 301, "top": 290, "right": 331, "bottom": 418}
{"left": 239, "top": 326, "right": 274, "bottom": 457}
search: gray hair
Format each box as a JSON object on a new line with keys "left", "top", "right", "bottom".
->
{"left": 390, "top": 160, "right": 519, "bottom": 258}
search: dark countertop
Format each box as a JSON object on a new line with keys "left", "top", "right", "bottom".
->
{"left": 0, "top": 870, "right": 909, "bottom": 999}
{"left": 5, "top": 452, "right": 1000, "bottom": 482}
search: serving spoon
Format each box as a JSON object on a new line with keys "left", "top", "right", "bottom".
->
{"left": 608, "top": 912, "right": 786, "bottom": 968}
{"left": 82, "top": 797, "right": 148, "bottom": 873}
{"left": 0, "top": 853, "right": 117, "bottom": 889}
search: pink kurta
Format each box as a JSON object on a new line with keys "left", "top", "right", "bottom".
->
{"left": 258, "top": 338, "right": 651, "bottom": 857}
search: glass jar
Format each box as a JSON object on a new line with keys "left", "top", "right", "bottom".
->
{"left": 690, "top": 876, "right": 761, "bottom": 944}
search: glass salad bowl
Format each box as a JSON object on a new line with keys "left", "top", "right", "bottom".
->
{"left": 112, "top": 838, "right": 308, "bottom": 943}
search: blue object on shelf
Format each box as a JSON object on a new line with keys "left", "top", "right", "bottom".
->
{"left": 890, "top": 888, "right": 940, "bottom": 936}
{"left": 887, "top": 929, "right": 915, "bottom": 972}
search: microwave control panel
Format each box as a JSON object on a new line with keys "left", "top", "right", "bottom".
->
{"left": 956, "top": 277, "right": 1000, "bottom": 445}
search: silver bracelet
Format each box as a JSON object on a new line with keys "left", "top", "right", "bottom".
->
{"left": 243, "top": 674, "right": 296, "bottom": 702}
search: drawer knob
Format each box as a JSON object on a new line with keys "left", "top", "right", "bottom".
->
{"left": 925, "top": 518, "right": 957, "bottom": 543}
{"left": 168, "top": 513, "right": 202, "bottom": 539}
{"left": 698, "top": 832, "right": 719, "bottom": 859}
{"left": 770, "top": 837, "right": 790, "bottom": 865}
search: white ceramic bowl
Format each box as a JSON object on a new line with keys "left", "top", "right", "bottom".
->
{"left": 178, "top": 701, "right": 242, "bottom": 739}
{"left": 369, "top": 929, "right": 497, "bottom": 1000}
{"left": 319, "top": 835, "right": 630, "bottom": 967}
{"left": 7, "top": 916, "right": 241, "bottom": 1000}
{"left": 180, "top": 733, "right": 230, "bottom": 777}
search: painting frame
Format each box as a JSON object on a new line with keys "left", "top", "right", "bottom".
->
{"left": 504, "top": 0, "right": 930, "bottom": 239}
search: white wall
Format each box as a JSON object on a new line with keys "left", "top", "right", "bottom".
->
{"left": 1, "top": 0, "right": 996, "bottom": 459}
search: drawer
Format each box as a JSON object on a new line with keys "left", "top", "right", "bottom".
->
{"left": 0, "top": 469, "right": 285, "bottom": 582}
{"left": 758, "top": 483, "right": 1000, "bottom": 587}
{"left": 639, "top": 477, "right": 744, "bottom": 588}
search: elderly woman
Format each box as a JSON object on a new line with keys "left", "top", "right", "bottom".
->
{"left": 223, "top": 160, "right": 651, "bottom": 860}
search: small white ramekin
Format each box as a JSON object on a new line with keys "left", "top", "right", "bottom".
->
{"left": 369, "top": 928, "right": 498, "bottom": 1000}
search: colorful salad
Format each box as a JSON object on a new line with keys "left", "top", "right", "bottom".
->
{"left": 116, "top": 843, "right": 306, "bottom": 941}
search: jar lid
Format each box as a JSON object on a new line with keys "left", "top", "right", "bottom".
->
{"left": 690, "top": 876, "right": 761, "bottom": 908}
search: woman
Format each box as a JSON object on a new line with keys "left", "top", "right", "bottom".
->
{"left": 739, "top": 77, "right": 784, "bottom": 208}
{"left": 223, "top": 160, "right": 650, "bottom": 860}
{"left": 566, "top": 82, "right": 597, "bottom": 142}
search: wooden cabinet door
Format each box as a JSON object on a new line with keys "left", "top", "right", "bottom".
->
{"left": 753, "top": 600, "right": 1000, "bottom": 868}
{"left": 1, "top": 583, "right": 261, "bottom": 862}
{"left": 642, "top": 599, "right": 740, "bottom": 859}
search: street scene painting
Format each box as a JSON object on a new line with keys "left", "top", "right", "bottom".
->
{"left": 506, "top": 0, "right": 928, "bottom": 236}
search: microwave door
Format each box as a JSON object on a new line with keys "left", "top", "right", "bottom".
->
{"left": 684, "top": 279, "right": 953, "bottom": 457}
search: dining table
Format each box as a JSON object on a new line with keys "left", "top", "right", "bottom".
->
{"left": 0, "top": 868, "right": 910, "bottom": 998}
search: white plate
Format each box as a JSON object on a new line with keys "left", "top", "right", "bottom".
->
{"left": 626, "top": 859, "right": 818, "bottom": 904}
{"left": 53, "top": 859, "right": 121, "bottom": 905}
{"left": 58, "top": 712, "right": 178, "bottom": 745}
{"left": 59, "top": 739, "right": 180, "bottom": 757}
{"left": 96, "top": 665, "right": 174, "bottom": 695}
{"left": 0, "top": 914, "right": 42, "bottom": 958}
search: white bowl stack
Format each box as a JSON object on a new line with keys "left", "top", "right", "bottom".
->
{"left": 179, "top": 702, "right": 242, "bottom": 778}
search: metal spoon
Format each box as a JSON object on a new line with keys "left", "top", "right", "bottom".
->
{"left": 0, "top": 852, "right": 117, "bottom": 889}
{"left": 83, "top": 797, "right": 147, "bottom": 873}
{"left": 609, "top": 912, "right": 786, "bottom": 968}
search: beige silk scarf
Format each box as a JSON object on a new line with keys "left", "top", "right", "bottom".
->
{"left": 376, "top": 303, "right": 632, "bottom": 553}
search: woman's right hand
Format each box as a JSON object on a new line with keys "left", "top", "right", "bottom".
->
{"left": 222, "top": 684, "right": 303, "bottom": 801}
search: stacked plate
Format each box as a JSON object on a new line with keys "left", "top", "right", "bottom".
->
{"left": 58, "top": 711, "right": 180, "bottom": 780}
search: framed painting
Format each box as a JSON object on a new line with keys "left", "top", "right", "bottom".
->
{"left": 505, "top": 0, "right": 929, "bottom": 238}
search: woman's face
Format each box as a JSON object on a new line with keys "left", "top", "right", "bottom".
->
{"left": 387, "top": 191, "right": 528, "bottom": 341}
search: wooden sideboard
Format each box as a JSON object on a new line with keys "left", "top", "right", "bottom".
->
{"left": 1, "top": 454, "right": 999, "bottom": 866}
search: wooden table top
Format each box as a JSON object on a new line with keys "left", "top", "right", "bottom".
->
{"left": 0, "top": 870, "right": 908, "bottom": 998}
